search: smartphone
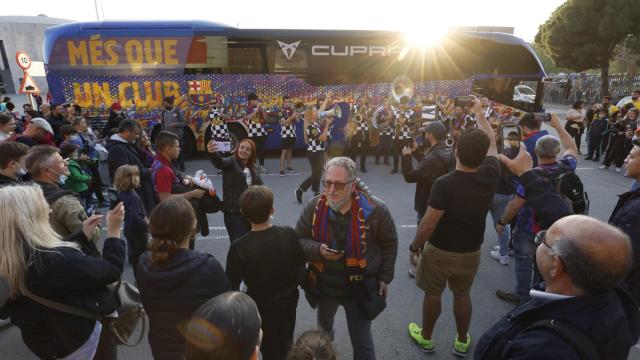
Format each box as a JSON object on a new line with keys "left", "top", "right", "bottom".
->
{"left": 217, "top": 141, "right": 231, "bottom": 152}
{"left": 325, "top": 248, "right": 345, "bottom": 254}
{"left": 454, "top": 96, "right": 474, "bottom": 108}
{"left": 501, "top": 124, "right": 521, "bottom": 159}
{"left": 533, "top": 112, "right": 551, "bottom": 122}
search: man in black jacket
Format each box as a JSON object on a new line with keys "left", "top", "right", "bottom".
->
{"left": 401, "top": 121, "right": 453, "bottom": 278}
{"left": 106, "top": 119, "right": 157, "bottom": 214}
{"left": 610, "top": 139, "right": 640, "bottom": 302}
{"left": 47, "top": 103, "right": 66, "bottom": 144}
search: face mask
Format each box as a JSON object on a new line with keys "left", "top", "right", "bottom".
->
{"left": 48, "top": 168, "right": 68, "bottom": 185}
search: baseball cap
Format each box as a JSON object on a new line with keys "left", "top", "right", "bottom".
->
{"left": 111, "top": 102, "right": 122, "bottom": 110}
{"left": 423, "top": 122, "right": 447, "bottom": 141}
{"left": 30, "top": 117, "right": 54, "bottom": 135}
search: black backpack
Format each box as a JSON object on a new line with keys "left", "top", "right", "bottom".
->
{"left": 539, "top": 165, "right": 590, "bottom": 214}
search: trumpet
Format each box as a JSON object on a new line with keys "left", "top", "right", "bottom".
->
{"left": 353, "top": 113, "right": 366, "bottom": 125}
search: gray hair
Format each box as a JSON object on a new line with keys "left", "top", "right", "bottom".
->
{"left": 535, "top": 135, "right": 561, "bottom": 159}
{"left": 552, "top": 238, "right": 629, "bottom": 294}
{"left": 325, "top": 156, "right": 357, "bottom": 180}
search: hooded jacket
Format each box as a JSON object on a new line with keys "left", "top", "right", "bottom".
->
{"left": 136, "top": 249, "right": 231, "bottom": 360}
{"left": 106, "top": 135, "right": 157, "bottom": 214}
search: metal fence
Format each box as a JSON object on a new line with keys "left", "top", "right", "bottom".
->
{"left": 544, "top": 74, "right": 640, "bottom": 105}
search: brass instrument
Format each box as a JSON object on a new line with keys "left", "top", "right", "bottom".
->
{"left": 392, "top": 75, "right": 414, "bottom": 104}
{"left": 372, "top": 106, "right": 393, "bottom": 131}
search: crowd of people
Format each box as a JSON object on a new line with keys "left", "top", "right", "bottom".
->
{"left": 0, "top": 88, "right": 639, "bottom": 360}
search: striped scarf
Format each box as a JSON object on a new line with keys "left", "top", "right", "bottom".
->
{"left": 307, "top": 190, "right": 374, "bottom": 298}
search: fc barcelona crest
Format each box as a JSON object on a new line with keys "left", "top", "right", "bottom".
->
{"left": 187, "top": 80, "right": 214, "bottom": 106}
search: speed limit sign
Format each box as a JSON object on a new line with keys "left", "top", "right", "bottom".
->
{"left": 15, "top": 51, "right": 32, "bottom": 70}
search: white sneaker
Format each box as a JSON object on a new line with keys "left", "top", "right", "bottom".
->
{"left": 615, "top": 167, "right": 622, "bottom": 172}
{"left": 493, "top": 245, "right": 500, "bottom": 251}
{"left": 599, "top": 165, "right": 609, "bottom": 170}
{"left": 490, "top": 250, "right": 509, "bottom": 265}
{"left": 408, "top": 268, "right": 416, "bottom": 278}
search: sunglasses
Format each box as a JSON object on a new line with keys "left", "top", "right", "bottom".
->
{"left": 534, "top": 230, "right": 553, "bottom": 250}
{"left": 322, "top": 179, "right": 354, "bottom": 190}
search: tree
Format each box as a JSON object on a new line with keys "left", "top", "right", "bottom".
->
{"left": 530, "top": 43, "right": 571, "bottom": 74}
{"left": 535, "top": 0, "right": 640, "bottom": 96}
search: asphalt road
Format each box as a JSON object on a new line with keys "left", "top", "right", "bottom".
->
{"left": 1, "top": 104, "right": 639, "bottom": 359}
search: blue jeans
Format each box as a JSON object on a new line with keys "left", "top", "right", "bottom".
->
{"left": 317, "top": 297, "right": 375, "bottom": 360}
{"left": 512, "top": 230, "right": 536, "bottom": 300}
{"left": 489, "top": 193, "right": 512, "bottom": 256}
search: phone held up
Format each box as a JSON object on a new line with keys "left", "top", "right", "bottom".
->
{"left": 216, "top": 141, "right": 232, "bottom": 152}
{"left": 325, "top": 247, "right": 345, "bottom": 255}
{"left": 501, "top": 124, "right": 521, "bottom": 160}
{"left": 533, "top": 112, "right": 551, "bottom": 123}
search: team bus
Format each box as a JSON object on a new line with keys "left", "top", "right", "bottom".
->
{"left": 43, "top": 20, "right": 546, "bottom": 156}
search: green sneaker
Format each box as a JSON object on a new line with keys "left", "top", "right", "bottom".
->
{"left": 453, "top": 334, "right": 472, "bottom": 357}
{"left": 408, "top": 323, "right": 435, "bottom": 353}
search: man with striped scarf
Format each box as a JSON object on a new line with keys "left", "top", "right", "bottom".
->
{"left": 296, "top": 157, "right": 398, "bottom": 360}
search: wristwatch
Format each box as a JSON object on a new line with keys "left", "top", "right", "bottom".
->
{"left": 409, "top": 244, "right": 420, "bottom": 253}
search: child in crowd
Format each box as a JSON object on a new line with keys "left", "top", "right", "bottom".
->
{"left": 585, "top": 108, "right": 609, "bottom": 162}
{"left": 226, "top": 185, "right": 306, "bottom": 360}
{"left": 114, "top": 164, "right": 149, "bottom": 270}
{"left": 287, "top": 330, "right": 337, "bottom": 360}
{"left": 59, "top": 144, "right": 93, "bottom": 214}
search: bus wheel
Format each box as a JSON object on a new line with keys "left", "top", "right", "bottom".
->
{"left": 227, "top": 123, "right": 248, "bottom": 152}
{"left": 182, "top": 128, "right": 197, "bottom": 159}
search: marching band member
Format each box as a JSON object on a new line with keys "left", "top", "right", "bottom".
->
{"left": 245, "top": 93, "right": 268, "bottom": 174}
{"left": 207, "top": 98, "right": 231, "bottom": 155}
{"left": 375, "top": 100, "right": 394, "bottom": 166}
{"left": 295, "top": 105, "right": 333, "bottom": 204}
{"left": 391, "top": 104, "right": 415, "bottom": 174}
{"left": 279, "top": 96, "right": 298, "bottom": 176}
{"left": 349, "top": 100, "right": 370, "bottom": 173}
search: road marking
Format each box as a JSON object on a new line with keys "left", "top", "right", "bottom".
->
{"left": 399, "top": 225, "right": 417, "bottom": 228}
{"left": 208, "top": 226, "right": 227, "bottom": 230}
{"left": 576, "top": 167, "right": 595, "bottom": 170}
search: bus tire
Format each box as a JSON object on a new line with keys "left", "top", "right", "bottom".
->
{"left": 227, "top": 123, "right": 248, "bottom": 152}
{"left": 182, "top": 127, "right": 197, "bottom": 159}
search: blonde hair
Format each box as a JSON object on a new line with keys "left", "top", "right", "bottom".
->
{"left": 0, "top": 185, "right": 79, "bottom": 297}
{"left": 114, "top": 165, "right": 140, "bottom": 191}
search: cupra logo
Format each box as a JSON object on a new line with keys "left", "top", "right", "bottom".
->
{"left": 277, "top": 40, "right": 301, "bottom": 60}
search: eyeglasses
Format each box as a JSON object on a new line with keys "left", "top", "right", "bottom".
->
{"left": 322, "top": 179, "right": 354, "bottom": 190}
{"left": 534, "top": 230, "right": 553, "bottom": 250}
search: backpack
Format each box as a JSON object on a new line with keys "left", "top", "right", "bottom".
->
{"left": 540, "top": 165, "right": 589, "bottom": 214}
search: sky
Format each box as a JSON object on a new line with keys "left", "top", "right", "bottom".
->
{"left": 2, "top": 0, "right": 566, "bottom": 42}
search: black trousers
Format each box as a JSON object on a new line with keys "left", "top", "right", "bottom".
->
{"left": 223, "top": 211, "right": 251, "bottom": 243}
{"left": 564, "top": 122, "right": 583, "bottom": 152}
{"left": 257, "top": 296, "right": 298, "bottom": 360}
{"left": 375, "top": 135, "right": 392, "bottom": 164}
{"left": 587, "top": 135, "right": 603, "bottom": 159}
{"left": 300, "top": 151, "right": 325, "bottom": 194}
{"left": 124, "top": 226, "right": 149, "bottom": 272}
{"left": 604, "top": 135, "right": 627, "bottom": 167}
{"left": 349, "top": 133, "right": 369, "bottom": 169}
{"left": 252, "top": 136, "right": 267, "bottom": 166}
{"left": 87, "top": 162, "right": 105, "bottom": 202}
{"left": 392, "top": 138, "right": 411, "bottom": 171}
